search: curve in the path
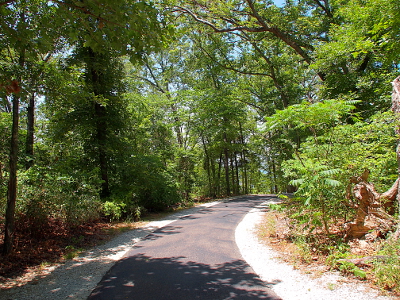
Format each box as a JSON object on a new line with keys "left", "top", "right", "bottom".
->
{"left": 87, "top": 195, "right": 282, "bottom": 300}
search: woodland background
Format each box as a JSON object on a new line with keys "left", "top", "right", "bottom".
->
{"left": 0, "top": 0, "right": 399, "bottom": 283}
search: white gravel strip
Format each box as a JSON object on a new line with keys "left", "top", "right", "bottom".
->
{"left": 236, "top": 199, "right": 395, "bottom": 300}
{"left": 1, "top": 197, "right": 395, "bottom": 300}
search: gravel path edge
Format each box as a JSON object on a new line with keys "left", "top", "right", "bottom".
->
{"left": 236, "top": 199, "right": 395, "bottom": 300}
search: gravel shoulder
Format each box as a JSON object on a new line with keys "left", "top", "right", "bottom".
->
{"left": 236, "top": 199, "right": 395, "bottom": 300}
{"left": 1, "top": 196, "right": 396, "bottom": 300}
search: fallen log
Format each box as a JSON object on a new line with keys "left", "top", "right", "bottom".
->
{"left": 338, "top": 255, "right": 389, "bottom": 266}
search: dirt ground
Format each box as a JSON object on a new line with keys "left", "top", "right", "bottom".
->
{"left": 0, "top": 216, "right": 144, "bottom": 288}
{"left": 256, "top": 210, "right": 398, "bottom": 298}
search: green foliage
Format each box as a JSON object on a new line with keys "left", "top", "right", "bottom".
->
{"left": 269, "top": 203, "right": 285, "bottom": 212}
{"left": 129, "top": 155, "right": 182, "bottom": 212}
{"left": 103, "top": 201, "right": 126, "bottom": 221}
{"left": 63, "top": 245, "right": 83, "bottom": 260}
{"left": 272, "top": 101, "right": 397, "bottom": 233}
{"left": 0, "top": 0, "right": 399, "bottom": 258}
{"left": 312, "top": 0, "right": 399, "bottom": 117}
{"left": 18, "top": 165, "right": 102, "bottom": 226}
{"left": 266, "top": 99, "right": 358, "bottom": 132}
{"left": 110, "top": 152, "right": 182, "bottom": 213}
{"left": 373, "top": 239, "right": 400, "bottom": 293}
{"left": 338, "top": 261, "right": 367, "bottom": 279}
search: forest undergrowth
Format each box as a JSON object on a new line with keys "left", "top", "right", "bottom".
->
{"left": 258, "top": 203, "right": 400, "bottom": 298}
{"left": 0, "top": 205, "right": 194, "bottom": 288}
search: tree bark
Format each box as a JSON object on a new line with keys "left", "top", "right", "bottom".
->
{"left": 25, "top": 92, "right": 35, "bottom": 169}
{"left": 223, "top": 132, "right": 231, "bottom": 196}
{"left": 3, "top": 45, "right": 25, "bottom": 255}
{"left": 391, "top": 76, "right": 400, "bottom": 239}
{"left": 201, "top": 134, "right": 212, "bottom": 197}
{"left": 3, "top": 93, "right": 21, "bottom": 255}
{"left": 234, "top": 152, "right": 240, "bottom": 194}
{"left": 87, "top": 47, "right": 110, "bottom": 198}
{"left": 345, "top": 171, "right": 397, "bottom": 239}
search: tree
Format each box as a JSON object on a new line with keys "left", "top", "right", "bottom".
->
{"left": 0, "top": 1, "right": 56, "bottom": 255}
{"left": 390, "top": 76, "right": 400, "bottom": 239}
{"left": 1, "top": 0, "right": 171, "bottom": 254}
{"left": 174, "top": 0, "right": 329, "bottom": 81}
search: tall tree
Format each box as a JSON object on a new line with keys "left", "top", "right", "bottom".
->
{"left": 1, "top": 0, "right": 171, "bottom": 254}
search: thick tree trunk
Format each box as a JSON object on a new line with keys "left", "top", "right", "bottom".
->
{"left": 3, "top": 93, "right": 20, "bottom": 255}
{"left": 94, "top": 101, "right": 110, "bottom": 198}
{"left": 391, "top": 76, "right": 400, "bottom": 239}
{"left": 87, "top": 47, "right": 110, "bottom": 198}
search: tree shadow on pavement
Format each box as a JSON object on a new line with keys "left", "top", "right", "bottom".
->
{"left": 88, "top": 253, "right": 282, "bottom": 300}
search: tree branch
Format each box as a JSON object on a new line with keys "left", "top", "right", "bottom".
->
{"left": 0, "top": 0, "right": 14, "bottom": 7}
{"left": 52, "top": 0, "right": 122, "bottom": 27}
{"left": 174, "top": 6, "right": 267, "bottom": 33}
{"left": 311, "top": 0, "right": 333, "bottom": 18}
{"left": 245, "top": 0, "right": 314, "bottom": 63}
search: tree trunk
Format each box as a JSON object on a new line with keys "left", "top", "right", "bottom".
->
{"left": 3, "top": 44, "right": 25, "bottom": 255}
{"left": 201, "top": 134, "right": 212, "bottom": 197}
{"left": 87, "top": 47, "right": 110, "bottom": 198}
{"left": 217, "top": 153, "right": 223, "bottom": 197}
{"left": 239, "top": 123, "right": 248, "bottom": 194}
{"left": 223, "top": 130, "right": 231, "bottom": 196}
{"left": 241, "top": 150, "right": 248, "bottom": 194}
{"left": 3, "top": 93, "right": 21, "bottom": 255}
{"left": 234, "top": 152, "right": 240, "bottom": 194}
{"left": 230, "top": 152, "right": 235, "bottom": 194}
{"left": 224, "top": 146, "right": 230, "bottom": 196}
{"left": 272, "top": 157, "right": 278, "bottom": 193}
{"left": 391, "top": 76, "right": 400, "bottom": 239}
{"left": 345, "top": 171, "right": 397, "bottom": 239}
{"left": 25, "top": 92, "right": 35, "bottom": 170}
{"left": 95, "top": 102, "right": 110, "bottom": 198}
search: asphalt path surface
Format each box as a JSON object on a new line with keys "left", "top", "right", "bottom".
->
{"left": 87, "top": 195, "right": 282, "bottom": 300}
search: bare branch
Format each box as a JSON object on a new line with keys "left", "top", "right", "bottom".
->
{"left": 174, "top": 6, "right": 265, "bottom": 33}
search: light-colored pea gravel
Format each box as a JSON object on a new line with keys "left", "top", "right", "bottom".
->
{"left": 0, "top": 197, "right": 396, "bottom": 300}
{"left": 236, "top": 199, "right": 395, "bottom": 300}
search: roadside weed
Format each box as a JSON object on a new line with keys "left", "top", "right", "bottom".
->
{"left": 373, "top": 239, "right": 400, "bottom": 293}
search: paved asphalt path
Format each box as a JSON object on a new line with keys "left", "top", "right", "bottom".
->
{"left": 87, "top": 195, "right": 282, "bottom": 300}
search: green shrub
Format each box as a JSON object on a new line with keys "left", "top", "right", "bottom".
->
{"left": 373, "top": 239, "right": 400, "bottom": 293}
{"left": 103, "top": 201, "right": 126, "bottom": 221}
{"left": 116, "top": 155, "right": 182, "bottom": 212}
{"left": 18, "top": 166, "right": 102, "bottom": 226}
